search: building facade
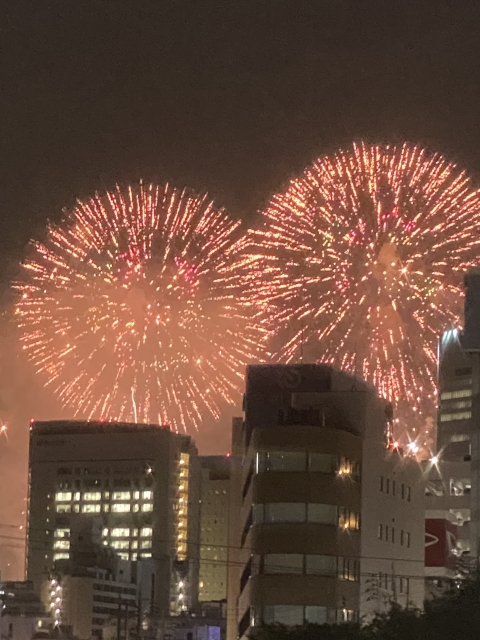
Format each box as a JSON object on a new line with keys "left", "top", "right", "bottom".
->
{"left": 424, "top": 328, "right": 478, "bottom": 583}
{"left": 227, "top": 364, "right": 424, "bottom": 640}
{"left": 26, "top": 420, "right": 199, "bottom": 619}
{"left": 198, "top": 456, "right": 230, "bottom": 603}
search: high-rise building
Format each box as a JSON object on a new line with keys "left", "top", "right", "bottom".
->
{"left": 198, "top": 456, "right": 230, "bottom": 603}
{"left": 26, "top": 420, "right": 199, "bottom": 620}
{"left": 227, "top": 364, "right": 424, "bottom": 640}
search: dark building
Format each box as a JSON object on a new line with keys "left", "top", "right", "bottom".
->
{"left": 227, "top": 364, "right": 424, "bottom": 640}
{"left": 26, "top": 420, "right": 199, "bottom": 620}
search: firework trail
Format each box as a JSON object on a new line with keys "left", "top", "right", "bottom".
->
{"left": 15, "top": 184, "right": 266, "bottom": 431}
{"left": 240, "top": 142, "right": 480, "bottom": 434}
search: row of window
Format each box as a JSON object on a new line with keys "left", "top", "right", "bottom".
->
{"left": 56, "top": 503, "right": 153, "bottom": 513}
{"left": 255, "top": 452, "right": 359, "bottom": 478}
{"left": 377, "top": 524, "right": 411, "bottom": 547}
{"left": 251, "top": 553, "right": 359, "bottom": 581}
{"left": 55, "top": 491, "right": 153, "bottom": 502}
{"left": 373, "top": 572, "right": 410, "bottom": 594}
{"left": 440, "top": 388, "right": 472, "bottom": 401}
{"left": 252, "top": 605, "right": 356, "bottom": 627}
{"left": 379, "top": 477, "right": 411, "bottom": 501}
{"left": 252, "top": 503, "right": 360, "bottom": 530}
{"left": 53, "top": 551, "right": 152, "bottom": 562}
{"left": 440, "top": 411, "right": 472, "bottom": 423}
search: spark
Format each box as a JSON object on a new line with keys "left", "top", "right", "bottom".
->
{"left": 15, "top": 183, "right": 267, "bottom": 431}
{"left": 240, "top": 142, "right": 480, "bottom": 434}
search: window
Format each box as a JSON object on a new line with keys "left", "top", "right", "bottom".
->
{"left": 306, "top": 555, "right": 336, "bottom": 576}
{"left": 140, "top": 540, "right": 152, "bottom": 549}
{"left": 55, "top": 528, "right": 69, "bottom": 538}
{"left": 265, "top": 451, "right": 307, "bottom": 472}
{"left": 263, "top": 605, "right": 303, "bottom": 626}
{"left": 450, "top": 434, "right": 470, "bottom": 443}
{"left": 56, "top": 505, "right": 71, "bottom": 513}
{"left": 112, "top": 491, "right": 131, "bottom": 501}
{"left": 55, "top": 492, "right": 72, "bottom": 502}
{"left": 111, "top": 540, "right": 129, "bottom": 549}
{"left": 407, "top": 486, "right": 411, "bottom": 502}
{"left": 141, "top": 503, "right": 153, "bottom": 512}
{"left": 400, "top": 530, "right": 404, "bottom": 546}
{"left": 142, "top": 491, "right": 153, "bottom": 500}
{"left": 53, "top": 540, "right": 70, "bottom": 550}
{"left": 112, "top": 504, "right": 131, "bottom": 513}
{"left": 305, "top": 607, "right": 327, "bottom": 624}
{"left": 391, "top": 527, "right": 395, "bottom": 543}
{"left": 406, "top": 532, "right": 411, "bottom": 548}
{"left": 265, "top": 503, "right": 306, "bottom": 523}
{"left": 380, "top": 476, "right": 384, "bottom": 491}
{"left": 308, "top": 503, "right": 338, "bottom": 524}
{"left": 440, "top": 411, "right": 472, "bottom": 422}
{"left": 141, "top": 527, "right": 153, "bottom": 537}
{"left": 82, "top": 504, "right": 100, "bottom": 513}
{"left": 83, "top": 492, "right": 101, "bottom": 501}
{"left": 338, "top": 507, "right": 360, "bottom": 531}
{"left": 386, "top": 478, "right": 390, "bottom": 494}
{"left": 441, "top": 389, "right": 472, "bottom": 400}
{"left": 264, "top": 554, "right": 303, "bottom": 574}
{"left": 337, "top": 457, "right": 359, "bottom": 479}
{"left": 53, "top": 552, "right": 69, "bottom": 561}
{"left": 309, "top": 453, "right": 336, "bottom": 473}
{"left": 378, "top": 524, "right": 383, "bottom": 540}
{"left": 338, "top": 557, "right": 358, "bottom": 581}
{"left": 385, "top": 525, "right": 389, "bottom": 542}
{"left": 111, "top": 528, "right": 130, "bottom": 537}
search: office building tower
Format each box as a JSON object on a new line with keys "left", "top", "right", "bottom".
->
{"left": 26, "top": 420, "right": 199, "bottom": 620}
{"left": 198, "top": 456, "right": 230, "bottom": 603}
{"left": 227, "top": 364, "right": 424, "bottom": 640}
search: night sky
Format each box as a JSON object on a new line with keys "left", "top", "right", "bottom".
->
{"left": 4, "top": 0, "right": 480, "bottom": 287}
{"left": 1, "top": 0, "right": 480, "bottom": 577}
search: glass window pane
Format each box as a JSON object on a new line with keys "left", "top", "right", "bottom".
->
{"left": 252, "top": 503, "right": 264, "bottom": 524}
{"left": 266, "top": 451, "right": 306, "bottom": 472}
{"left": 306, "top": 555, "right": 336, "bottom": 576}
{"left": 305, "top": 606, "right": 327, "bottom": 625}
{"left": 307, "top": 504, "right": 337, "bottom": 524}
{"left": 264, "top": 554, "right": 303, "bottom": 574}
{"left": 264, "top": 605, "right": 303, "bottom": 626}
{"left": 309, "top": 453, "right": 336, "bottom": 473}
{"left": 264, "top": 503, "right": 306, "bottom": 523}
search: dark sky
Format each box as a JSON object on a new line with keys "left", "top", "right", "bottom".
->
{"left": 3, "top": 0, "right": 480, "bottom": 282}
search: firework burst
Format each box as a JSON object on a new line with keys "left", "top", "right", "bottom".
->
{"left": 241, "top": 142, "right": 480, "bottom": 426}
{"left": 15, "top": 184, "right": 266, "bottom": 431}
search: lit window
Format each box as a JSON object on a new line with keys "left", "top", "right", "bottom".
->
{"left": 112, "top": 503, "right": 131, "bottom": 513}
{"left": 82, "top": 504, "right": 101, "bottom": 514}
{"left": 450, "top": 434, "right": 470, "bottom": 443}
{"left": 53, "top": 540, "right": 70, "bottom": 550}
{"left": 141, "top": 527, "right": 153, "bottom": 537}
{"left": 118, "top": 552, "right": 129, "bottom": 560}
{"left": 134, "top": 491, "right": 140, "bottom": 500}
{"left": 55, "top": 492, "right": 72, "bottom": 502}
{"left": 141, "top": 503, "right": 153, "bottom": 512}
{"left": 111, "top": 540, "right": 129, "bottom": 549}
{"left": 56, "top": 505, "right": 71, "bottom": 513}
{"left": 140, "top": 540, "right": 152, "bottom": 549}
{"left": 142, "top": 491, "right": 153, "bottom": 500}
{"left": 111, "top": 528, "right": 130, "bottom": 537}
{"left": 338, "top": 507, "right": 360, "bottom": 531}
{"left": 74, "top": 492, "right": 81, "bottom": 501}
{"left": 440, "top": 411, "right": 472, "bottom": 422}
{"left": 102, "top": 528, "right": 109, "bottom": 536}
{"left": 55, "top": 528, "right": 70, "bottom": 538}
{"left": 112, "top": 491, "right": 131, "bottom": 501}
{"left": 441, "top": 389, "right": 472, "bottom": 400}
{"left": 141, "top": 552, "right": 152, "bottom": 558}
{"left": 83, "top": 492, "right": 101, "bottom": 501}
{"left": 131, "top": 541, "right": 138, "bottom": 549}
{"left": 53, "top": 552, "right": 69, "bottom": 561}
